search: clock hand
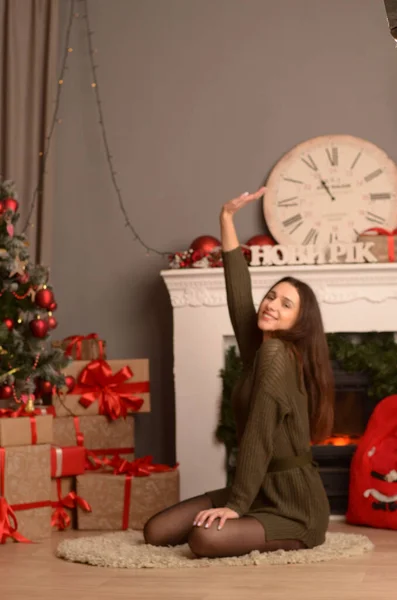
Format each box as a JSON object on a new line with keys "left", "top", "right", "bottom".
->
{"left": 320, "top": 179, "right": 336, "bottom": 201}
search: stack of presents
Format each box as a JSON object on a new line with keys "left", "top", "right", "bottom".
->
{"left": 0, "top": 335, "right": 179, "bottom": 543}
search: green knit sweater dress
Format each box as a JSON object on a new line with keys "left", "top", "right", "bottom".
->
{"left": 206, "top": 247, "right": 330, "bottom": 548}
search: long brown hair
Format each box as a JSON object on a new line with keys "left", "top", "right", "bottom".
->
{"left": 268, "top": 276, "right": 334, "bottom": 443}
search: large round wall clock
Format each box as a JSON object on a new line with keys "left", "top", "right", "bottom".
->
{"left": 263, "top": 135, "right": 397, "bottom": 246}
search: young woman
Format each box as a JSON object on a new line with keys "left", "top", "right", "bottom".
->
{"left": 144, "top": 187, "right": 334, "bottom": 558}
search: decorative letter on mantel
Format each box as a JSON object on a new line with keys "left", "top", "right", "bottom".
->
{"left": 249, "top": 242, "right": 377, "bottom": 267}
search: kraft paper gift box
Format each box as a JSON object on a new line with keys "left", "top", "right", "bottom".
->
{"left": 53, "top": 414, "right": 135, "bottom": 453}
{"left": 0, "top": 444, "right": 51, "bottom": 542}
{"left": 52, "top": 334, "right": 107, "bottom": 360}
{"left": 358, "top": 229, "right": 397, "bottom": 262}
{"left": 52, "top": 359, "right": 150, "bottom": 418}
{"left": 76, "top": 468, "right": 179, "bottom": 531}
{"left": 0, "top": 414, "right": 53, "bottom": 447}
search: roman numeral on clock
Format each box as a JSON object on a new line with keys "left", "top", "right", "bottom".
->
{"left": 283, "top": 177, "right": 304, "bottom": 184}
{"left": 365, "top": 211, "right": 385, "bottom": 224}
{"left": 329, "top": 232, "right": 338, "bottom": 243}
{"left": 302, "top": 228, "right": 318, "bottom": 245}
{"left": 277, "top": 196, "right": 298, "bottom": 207}
{"left": 326, "top": 147, "right": 338, "bottom": 166}
{"left": 301, "top": 155, "right": 318, "bottom": 171}
{"left": 370, "top": 192, "right": 391, "bottom": 201}
{"left": 282, "top": 213, "right": 303, "bottom": 234}
{"left": 350, "top": 151, "right": 362, "bottom": 170}
{"left": 364, "top": 168, "right": 383, "bottom": 183}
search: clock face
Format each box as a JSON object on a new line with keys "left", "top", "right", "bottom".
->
{"left": 263, "top": 135, "right": 397, "bottom": 246}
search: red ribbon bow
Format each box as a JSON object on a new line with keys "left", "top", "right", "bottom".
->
{"left": 0, "top": 497, "right": 31, "bottom": 544}
{"left": 63, "top": 333, "right": 104, "bottom": 360}
{"left": 51, "top": 479, "right": 91, "bottom": 531}
{"left": 361, "top": 228, "right": 397, "bottom": 262}
{"left": 73, "top": 359, "right": 147, "bottom": 420}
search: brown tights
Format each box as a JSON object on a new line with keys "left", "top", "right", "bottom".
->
{"left": 143, "top": 494, "right": 305, "bottom": 558}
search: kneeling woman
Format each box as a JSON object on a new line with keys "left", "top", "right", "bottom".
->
{"left": 144, "top": 187, "right": 334, "bottom": 558}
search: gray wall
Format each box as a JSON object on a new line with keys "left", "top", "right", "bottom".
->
{"left": 53, "top": 0, "right": 396, "bottom": 463}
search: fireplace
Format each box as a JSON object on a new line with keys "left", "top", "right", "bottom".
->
{"left": 312, "top": 361, "right": 371, "bottom": 515}
{"left": 161, "top": 261, "right": 397, "bottom": 506}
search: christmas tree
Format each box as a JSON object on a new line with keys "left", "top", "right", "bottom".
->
{"left": 0, "top": 179, "right": 68, "bottom": 410}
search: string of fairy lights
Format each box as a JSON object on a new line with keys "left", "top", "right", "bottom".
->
{"left": 24, "top": 0, "right": 171, "bottom": 257}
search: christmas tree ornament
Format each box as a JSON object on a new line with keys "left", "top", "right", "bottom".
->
{"left": 47, "top": 314, "right": 58, "bottom": 330}
{"left": 0, "top": 385, "right": 12, "bottom": 399}
{"left": 39, "top": 380, "right": 53, "bottom": 395}
{"left": 190, "top": 235, "right": 221, "bottom": 254}
{"left": 35, "top": 287, "right": 54, "bottom": 309}
{"left": 9, "top": 253, "right": 27, "bottom": 278}
{"left": 246, "top": 235, "right": 275, "bottom": 246}
{"left": 30, "top": 316, "right": 49, "bottom": 338}
{"left": 24, "top": 395, "right": 35, "bottom": 413}
{"left": 64, "top": 375, "right": 76, "bottom": 393}
{"left": 3, "top": 318, "right": 14, "bottom": 330}
{"left": 1, "top": 197, "right": 19, "bottom": 213}
{"left": 49, "top": 301, "right": 58, "bottom": 311}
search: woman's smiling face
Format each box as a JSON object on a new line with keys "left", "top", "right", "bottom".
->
{"left": 257, "top": 281, "right": 300, "bottom": 332}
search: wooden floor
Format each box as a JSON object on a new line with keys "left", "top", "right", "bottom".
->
{"left": 0, "top": 521, "right": 395, "bottom": 600}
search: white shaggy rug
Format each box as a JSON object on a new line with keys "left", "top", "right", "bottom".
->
{"left": 56, "top": 531, "right": 374, "bottom": 569}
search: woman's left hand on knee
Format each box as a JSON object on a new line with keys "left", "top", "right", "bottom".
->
{"left": 193, "top": 507, "right": 239, "bottom": 530}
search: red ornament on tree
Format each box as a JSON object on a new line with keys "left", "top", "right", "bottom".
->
{"left": 246, "top": 235, "right": 275, "bottom": 246}
{"left": 30, "top": 317, "right": 49, "bottom": 338}
{"left": 3, "top": 318, "right": 14, "bottom": 331}
{"left": 35, "top": 288, "right": 54, "bottom": 309}
{"left": 190, "top": 235, "right": 221, "bottom": 254}
{"left": 47, "top": 315, "right": 57, "bottom": 330}
{"left": 49, "top": 301, "right": 57, "bottom": 311}
{"left": 1, "top": 197, "right": 19, "bottom": 213}
{"left": 39, "top": 380, "right": 53, "bottom": 395}
{"left": 64, "top": 375, "right": 76, "bottom": 393}
{"left": 0, "top": 385, "right": 13, "bottom": 399}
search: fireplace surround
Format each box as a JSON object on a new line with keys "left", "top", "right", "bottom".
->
{"left": 161, "top": 262, "right": 397, "bottom": 504}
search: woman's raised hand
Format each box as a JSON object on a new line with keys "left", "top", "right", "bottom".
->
{"left": 220, "top": 186, "right": 267, "bottom": 220}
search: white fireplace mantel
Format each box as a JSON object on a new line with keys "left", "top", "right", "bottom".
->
{"left": 161, "top": 263, "right": 397, "bottom": 500}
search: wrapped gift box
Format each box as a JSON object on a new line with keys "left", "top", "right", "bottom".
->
{"left": 51, "top": 446, "right": 86, "bottom": 478}
{"left": 53, "top": 415, "right": 134, "bottom": 450}
{"left": 358, "top": 229, "right": 397, "bottom": 262}
{"left": 0, "top": 414, "right": 52, "bottom": 447}
{"left": 52, "top": 334, "right": 106, "bottom": 360}
{"left": 0, "top": 444, "right": 51, "bottom": 542}
{"left": 76, "top": 468, "right": 179, "bottom": 531}
{"left": 53, "top": 359, "right": 150, "bottom": 418}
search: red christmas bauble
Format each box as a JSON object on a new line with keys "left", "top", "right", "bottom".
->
{"left": 190, "top": 235, "right": 221, "bottom": 254}
{"left": 246, "top": 235, "right": 275, "bottom": 246}
{"left": 1, "top": 197, "right": 19, "bottom": 213}
{"left": 48, "top": 315, "right": 57, "bottom": 330}
{"left": 35, "top": 288, "right": 54, "bottom": 309}
{"left": 64, "top": 375, "right": 76, "bottom": 393}
{"left": 49, "top": 301, "right": 57, "bottom": 311}
{"left": 39, "top": 380, "right": 53, "bottom": 394}
{"left": 0, "top": 385, "right": 13, "bottom": 399}
{"left": 3, "top": 318, "right": 14, "bottom": 330}
{"left": 30, "top": 317, "right": 49, "bottom": 338}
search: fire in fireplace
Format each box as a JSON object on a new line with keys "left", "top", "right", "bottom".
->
{"left": 312, "top": 363, "right": 371, "bottom": 515}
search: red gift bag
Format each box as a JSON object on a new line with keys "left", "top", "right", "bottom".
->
{"left": 346, "top": 394, "right": 397, "bottom": 529}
